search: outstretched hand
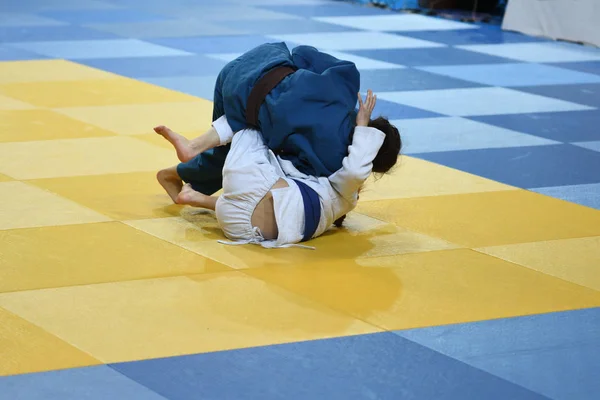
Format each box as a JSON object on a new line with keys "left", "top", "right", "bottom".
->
{"left": 356, "top": 90, "right": 377, "bottom": 127}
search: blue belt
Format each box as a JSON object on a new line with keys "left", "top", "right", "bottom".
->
{"left": 292, "top": 179, "right": 321, "bottom": 242}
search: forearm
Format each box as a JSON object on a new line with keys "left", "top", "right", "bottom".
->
{"left": 188, "top": 127, "right": 221, "bottom": 156}
{"left": 329, "top": 126, "right": 385, "bottom": 200}
{"left": 188, "top": 115, "right": 234, "bottom": 157}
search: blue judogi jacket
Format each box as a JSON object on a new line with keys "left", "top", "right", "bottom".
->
{"left": 218, "top": 42, "right": 359, "bottom": 177}
{"left": 177, "top": 42, "right": 359, "bottom": 195}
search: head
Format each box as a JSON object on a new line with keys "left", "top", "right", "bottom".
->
{"left": 368, "top": 116, "right": 402, "bottom": 174}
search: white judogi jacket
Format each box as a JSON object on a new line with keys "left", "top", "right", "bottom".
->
{"left": 212, "top": 116, "right": 385, "bottom": 249}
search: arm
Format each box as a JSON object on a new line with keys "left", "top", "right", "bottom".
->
{"left": 329, "top": 90, "right": 383, "bottom": 201}
{"left": 328, "top": 126, "right": 385, "bottom": 202}
{"left": 187, "top": 115, "right": 235, "bottom": 155}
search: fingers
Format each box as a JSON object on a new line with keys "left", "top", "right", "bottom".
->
{"left": 359, "top": 90, "right": 377, "bottom": 112}
{"left": 364, "top": 90, "right": 376, "bottom": 111}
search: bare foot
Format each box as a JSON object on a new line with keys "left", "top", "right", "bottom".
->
{"left": 176, "top": 183, "right": 205, "bottom": 207}
{"left": 154, "top": 125, "right": 194, "bottom": 162}
{"left": 157, "top": 167, "right": 183, "bottom": 203}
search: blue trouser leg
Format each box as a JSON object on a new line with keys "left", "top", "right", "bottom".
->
{"left": 176, "top": 68, "right": 230, "bottom": 195}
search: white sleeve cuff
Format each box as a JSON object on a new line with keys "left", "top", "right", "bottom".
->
{"left": 352, "top": 126, "right": 385, "bottom": 152}
{"left": 212, "top": 115, "right": 234, "bottom": 145}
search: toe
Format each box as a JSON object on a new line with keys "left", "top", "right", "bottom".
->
{"left": 154, "top": 125, "right": 167, "bottom": 134}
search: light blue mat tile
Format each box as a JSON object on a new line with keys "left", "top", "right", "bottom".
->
{"left": 396, "top": 117, "right": 558, "bottom": 154}
{"left": 378, "top": 87, "right": 593, "bottom": 117}
{"left": 533, "top": 183, "right": 600, "bottom": 210}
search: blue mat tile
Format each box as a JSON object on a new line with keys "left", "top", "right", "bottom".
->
{"left": 142, "top": 3, "right": 300, "bottom": 20}
{"left": 148, "top": 35, "right": 272, "bottom": 55}
{"left": 85, "top": 20, "right": 245, "bottom": 39}
{"left": 420, "top": 63, "right": 600, "bottom": 87}
{"left": 0, "top": 12, "right": 66, "bottom": 27}
{"left": 8, "top": 39, "right": 191, "bottom": 59}
{"left": 140, "top": 75, "right": 217, "bottom": 100}
{"left": 39, "top": 9, "right": 167, "bottom": 24}
{"left": 348, "top": 46, "right": 513, "bottom": 66}
{"left": 515, "top": 83, "right": 600, "bottom": 108}
{"left": 368, "top": 98, "right": 443, "bottom": 120}
{"left": 413, "top": 144, "right": 600, "bottom": 188}
{"left": 77, "top": 55, "right": 227, "bottom": 78}
{"left": 215, "top": 18, "right": 355, "bottom": 35}
{"left": 360, "top": 68, "right": 485, "bottom": 92}
{"left": 533, "top": 183, "right": 600, "bottom": 210}
{"left": 470, "top": 110, "right": 600, "bottom": 142}
{"left": 458, "top": 42, "right": 600, "bottom": 63}
{"left": 258, "top": 3, "right": 390, "bottom": 17}
{"left": 396, "top": 117, "right": 558, "bottom": 154}
{"left": 104, "top": 0, "right": 234, "bottom": 6}
{"left": 396, "top": 308, "right": 600, "bottom": 400}
{"left": 0, "top": 365, "right": 167, "bottom": 400}
{"left": 0, "top": 45, "right": 48, "bottom": 61}
{"left": 549, "top": 61, "right": 600, "bottom": 76}
{"left": 0, "top": 25, "right": 118, "bottom": 43}
{"left": 268, "top": 31, "right": 444, "bottom": 51}
{"left": 111, "top": 332, "right": 545, "bottom": 400}
{"left": 397, "top": 28, "right": 545, "bottom": 46}
{"left": 0, "top": 0, "right": 120, "bottom": 13}
{"left": 315, "top": 14, "right": 478, "bottom": 32}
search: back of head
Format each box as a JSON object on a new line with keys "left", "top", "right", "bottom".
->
{"left": 368, "top": 117, "right": 401, "bottom": 174}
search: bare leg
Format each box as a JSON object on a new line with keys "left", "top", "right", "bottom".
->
{"left": 157, "top": 166, "right": 183, "bottom": 203}
{"left": 177, "top": 184, "right": 218, "bottom": 211}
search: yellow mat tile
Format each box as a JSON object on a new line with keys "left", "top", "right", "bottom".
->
{"left": 0, "top": 136, "right": 174, "bottom": 180}
{"left": 0, "top": 273, "right": 380, "bottom": 363}
{"left": 0, "top": 78, "right": 198, "bottom": 108}
{"left": 0, "top": 93, "right": 36, "bottom": 110}
{"left": 0, "top": 109, "right": 117, "bottom": 143}
{"left": 125, "top": 215, "right": 225, "bottom": 246}
{"left": 0, "top": 60, "right": 118, "bottom": 84}
{"left": 57, "top": 101, "right": 214, "bottom": 136}
{"left": 0, "top": 173, "right": 12, "bottom": 182}
{"left": 0, "top": 307, "right": 100, "bottom": 376}
{"left": 360, "top": 157, "right": 513, "bottom": 201}
{"left": 0, "top": 222, "right": 231, "bottom": 293}
{"left": 356, "top": 189, "right": 600, "bottom": 248}
{"left": 477, "top": 237, "right": 600, "bottom": 291}
{"left": 246, "top": 249, "right": 600, "bottom": 331}
{"left": 29, "top": 172, "right": 182, "bottom": 220}
{"left": 128, "top": 212, "right": 459, "bottom": 270}
{"left": 0, "top": 181, "right": 110, "bottom": 230}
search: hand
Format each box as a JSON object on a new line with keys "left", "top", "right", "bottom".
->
{"left": 356, "top": 90, "right": 377, "bottom": 127}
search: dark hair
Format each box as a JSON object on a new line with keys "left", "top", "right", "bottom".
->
{"left": 334, "top": 117, "right": 401, "bottom": 228}
{"left": 368, "top": 116, "right": 401, "bottom": 174}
